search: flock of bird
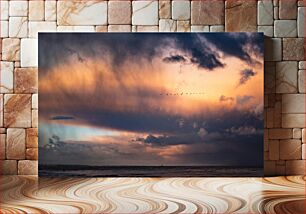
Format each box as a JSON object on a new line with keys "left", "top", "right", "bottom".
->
{"left": 160, "top": 92, "right": 205, "bottom": 96}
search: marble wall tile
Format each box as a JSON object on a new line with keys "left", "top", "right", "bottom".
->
{"left": 282, "top": 114, "right": 305, "bottom": 128}
{"left": 108, "top": 25, "right": 131, "bottom": 32}
{"left": 95, "top": 25, "right": 108, "bottom": 32}
{"left": 258, "top": 26, "right": 274, "bottom": 37}
{"left": 280, "top": 139, "right": 302, "bottom": 160}
{"left": 20, "top": 39, "right": 38, "bottom": 67}
{"left": 29, "top": 21, "right": 57, "bottom": 38}
{"left": 297, "top": 7, "right": 305, "bottom": 37}
{"left": 0, "top": 1, "right": 9, "bottom": 21}
{"left": 6, "top": 128, "right": 26, "bottom": 159}
{"left": 57, "top": 1, "right": 107, "bottom": 25}
{"left": 298, "top": 70, "right": 305, "bottom": 93}
{"left": 0, "top": 134, "right": 5, "bottom": 159}
{"left": 57, "top": 26, "right": 95, "bottom": 32}
{"left": 0, "top": 61, "right": 14, "bottom": 93}
{"left": 225, "top": 0, "right": 257, "bottom": 32}
{"left": 258, "top": 0, "right": 274, "bottom": 25}
{"left": 274, "top": 20, "right": 297, "bottom": 37}
{"left": 177, "top": 20, "right": 190, "bottom": 32}
{"left": 32, "top": 94, "right": 38, "bottom": 109}
{"left": 0, "top": 160, "right": 17, "bottom": 175}
{"left": 136, "top": 26, "right": 158, "bottom": 32}
{"left": 283, "top": 38, "right": 304, "bottom": 61}
{"left": 32, "top": 110, "right": 38, "bottom": 128}
{"left": 274, "top": 6, "right": 279, "bottom": 19}
{"left": 210, "top": 25, "right": 225, "bottom": 32}
{"left": 0, "top": 95, "right": 3, "bottom": 128}
{"left": 279, "top": 0, "right": 297, "bottom": 19}
{"left": 26, "top": 128, "right": 38, "bottom": 148}
{"left": 276, "top": 61, "right": 298, "bottom": 93}
{"left": 9, "top": 1, "right": 28, "bottom": 17}
{"left": 159, "top": 1, "right": 171, "bottom": 19}
{"left": 298, "top": 0, "right": 305, "bottom": 6}
{"left": 45, "top": 1, "right": 57, "bottom": 21}
{"left": 29, "top": 1, "right": 45, "bottom": 21}
{"left": 108, "top": 1, "right": 131, "bottom": 24}
{"left": 2, "top": 38, "right": 20, "bottom": 61}
{"left": 299, "top": 61, "right": 306, "bottom": 70}
{"left": 191, "top": 25, "right": 209, "bottom": 32}
{"left": 192, "top": 0, "right": 224, "bottom": 25}
{"left": 132, "top": 1, "right": 158, "bottom": 25}
{"left": 14, "top": 68, "right": 38, "bottom": 94}
{"left": 274, "top": 100, "right": 282, "bottom": 128}
{"left": 172, "top": 1, "right": 190, "bottom": 21}
{"left": 0, "top": 21, "right": 9, "bottom": 38}
{"left": 286, "top": 160, "right": 305, "bottom": 175}
{"left": 4, "top": 94, "right": 31, "bottom": 128}
{"left": 159, "top": 19, "right": 176, "bottom": 32}
{"left": 303, "top": 129, "right": 306, "bottom": 143}
{"left": 269, "top": 140, "right": 279, "bottom": 160}
{"left": 293, "top": 128, "right": 302, "bottom": 139}
{"left": 266, "top": 108, "right": 274, "bottom": 128}
{"left": 26, "top": 148, "right": 38, "bottom": 160}
{"left": 9, "top": 17, "right": 28, "bottom": 38}
{"left": 18, "top": 160, "right": 38, "bottom": 175}
{"left": 269, "top": 128, "right": 293, "bottom": 139}
{"left": 282, "top": 94, "right": 305, "bottom": 113}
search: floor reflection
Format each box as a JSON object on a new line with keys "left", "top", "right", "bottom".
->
{"left": 0, "top": 176, "right": 305, "bottom": 213}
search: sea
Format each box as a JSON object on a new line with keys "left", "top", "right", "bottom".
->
{"left": 39, "top": 165, "right": 263, "bottom": 177}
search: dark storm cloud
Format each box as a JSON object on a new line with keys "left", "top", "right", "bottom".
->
{"left": 39, "top": 126, "right": 263, "bottom": 167}
{"left": 236, "top": 95, "right": 254, "bottom": 105}
{"left": 202, "top": 33, "right": 264, "bottom": 66}
{"left": 219, "top": 95, "right": 234, "bottom": 102}
{"left": 39, "top": 33, "right": 263, "bottom": 74}
{"left": 140, "top": 133, "right": 200, "bottom": 146}
{"left": 163, "top": 55, "right": 187, "bottom": 63}
{"left": 50, "top": 115, "right": 75, "bottom": 120}
{"left": 174, "top": 139, "right": 263, "bottom": 167}
{"left": 170, "top": 34, "right": 225, "bottom": 70}
{"left": 238, "top": 69, "right": 257, "bottom": 86}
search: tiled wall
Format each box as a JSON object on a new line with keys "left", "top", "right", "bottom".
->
{"left": 0, "top": 0, "right": 305, "bottom": 176}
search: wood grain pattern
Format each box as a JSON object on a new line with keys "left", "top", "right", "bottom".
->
{"left": 0, "top": 176, "right": 305, "bottom": 213}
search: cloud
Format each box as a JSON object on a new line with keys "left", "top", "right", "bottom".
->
{"left": 50, "top": 115, "right": 75, "bottom": 120}
{"left": 163, "top": 54, "right": 187, "bottom": 63}
{"left": 227, "top": 126, "right": 259, "bottom": 135}
{"left": 171, "top": 34, "right": 225, "bottom": 70}
{"left": 197, "top": 128, "right": 208, "bottom": 139}
{"left": 39, "top": 33, "right": 263, "bottom": 74}
{"left": 39, "top": 131, "right": 263, "bottom": 167}
{"left": 219, "top": 95, "right": 234, "bottom": 102}
{"left": 141, "top": 133, "right": 200, "bottom": 147}
{"left": 238, "top": 69, "right": 257, "bottom": 86}
{"left": 236, "top": 95, "right": 253, "bottom": 106}
{"left": 203, "top": 33, "right": 263, "bottom": 66}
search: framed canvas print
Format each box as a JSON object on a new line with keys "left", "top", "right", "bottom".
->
{"left": 38, "top": 33, "right": 264, "bottom": 177}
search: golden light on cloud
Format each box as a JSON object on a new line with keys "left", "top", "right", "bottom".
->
{"left": 40, "top": 52, "right": 263, "bottom": 120}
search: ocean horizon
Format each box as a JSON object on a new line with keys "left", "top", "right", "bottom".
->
{"left": 39, "top": 165, "right": 263, "bottom": 177}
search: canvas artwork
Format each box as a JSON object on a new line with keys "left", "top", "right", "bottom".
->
{"left": 39, "top": 33, "right": 264, "bottom": 177}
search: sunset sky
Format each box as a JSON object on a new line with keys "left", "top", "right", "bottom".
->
{"left": 39, "top": 33, "right": 264, "bottom": 167}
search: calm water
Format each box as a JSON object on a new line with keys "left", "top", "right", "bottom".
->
{"left": 39, "top": 165, "right": 263, "bottom": 177}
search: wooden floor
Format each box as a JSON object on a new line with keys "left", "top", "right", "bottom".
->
{"left": 0, "top": 176, "right": 305, "bottom": 214}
